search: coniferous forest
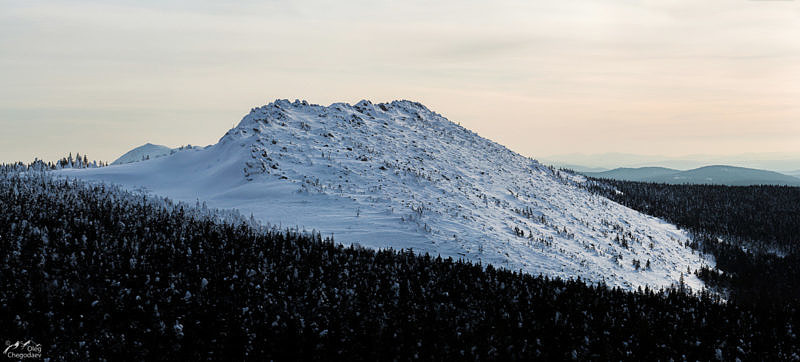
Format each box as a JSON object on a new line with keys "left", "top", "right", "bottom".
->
{"left": 587, "top": 178, "right": 800, "bottom": 305}
{"left": 2, "top": 165, "right": 799, "bottom": 360}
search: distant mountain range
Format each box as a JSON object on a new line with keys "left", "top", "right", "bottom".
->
{"left": 583, "top": 165, "right": 800, "bottom": 186}
{"left": 542, "top": 152, "right": 800, "bottom": 174}
{"left": 550, "top": 163, "right": 610, "bottom": 173}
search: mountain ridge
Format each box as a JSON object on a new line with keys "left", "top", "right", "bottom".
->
{"left": 543, "top": 152, "right": 800, "bottom": 174}
{"left": 585, "top": 165, "right": 800, "bottom": 186}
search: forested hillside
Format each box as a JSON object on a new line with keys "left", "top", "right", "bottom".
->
{"left": 2, "top": 166, "right": 798, "bottom": 360}
{"left": 588, "top": 178, "right": 800, "bottom": 304}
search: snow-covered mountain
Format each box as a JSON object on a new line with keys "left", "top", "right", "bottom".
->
{"left": 112, "top": 143, "right": 173, "bottom": 165}
{"left": 112, "top": 143, "right": 203, "bottom": 165}
{"left": 61, "top": 99, "right": 712, "bottom": 291}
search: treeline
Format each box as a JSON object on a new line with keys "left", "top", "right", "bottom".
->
{"left": 587, "top": 178, "right": 800, "bottom": 304}
{"left": 6, "top": 153, "right": 109, "bottom": 171}
{"left": 2, "top": 169, "right": 798, "bottom": 360}
{"left": 55, "top": 152, "right": 109, "bottom": 168}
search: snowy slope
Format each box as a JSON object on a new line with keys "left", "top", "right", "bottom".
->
{"left": 112, "top": 143, "right": 173, "bottom": 165}
{"left": 61, "top": 99, "right": 712, "bottom": 291}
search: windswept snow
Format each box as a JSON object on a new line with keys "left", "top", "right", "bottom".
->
{"left": 61, "top": 99, "right": 713, "bottom": 291}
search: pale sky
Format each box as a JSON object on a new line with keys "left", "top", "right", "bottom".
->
{"left": 2, "top": 0, "right": 799, "bottom": 164}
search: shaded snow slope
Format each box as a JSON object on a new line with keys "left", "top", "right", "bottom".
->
{"left": 61, "top": 99, "right": 712, "bottom": 291}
